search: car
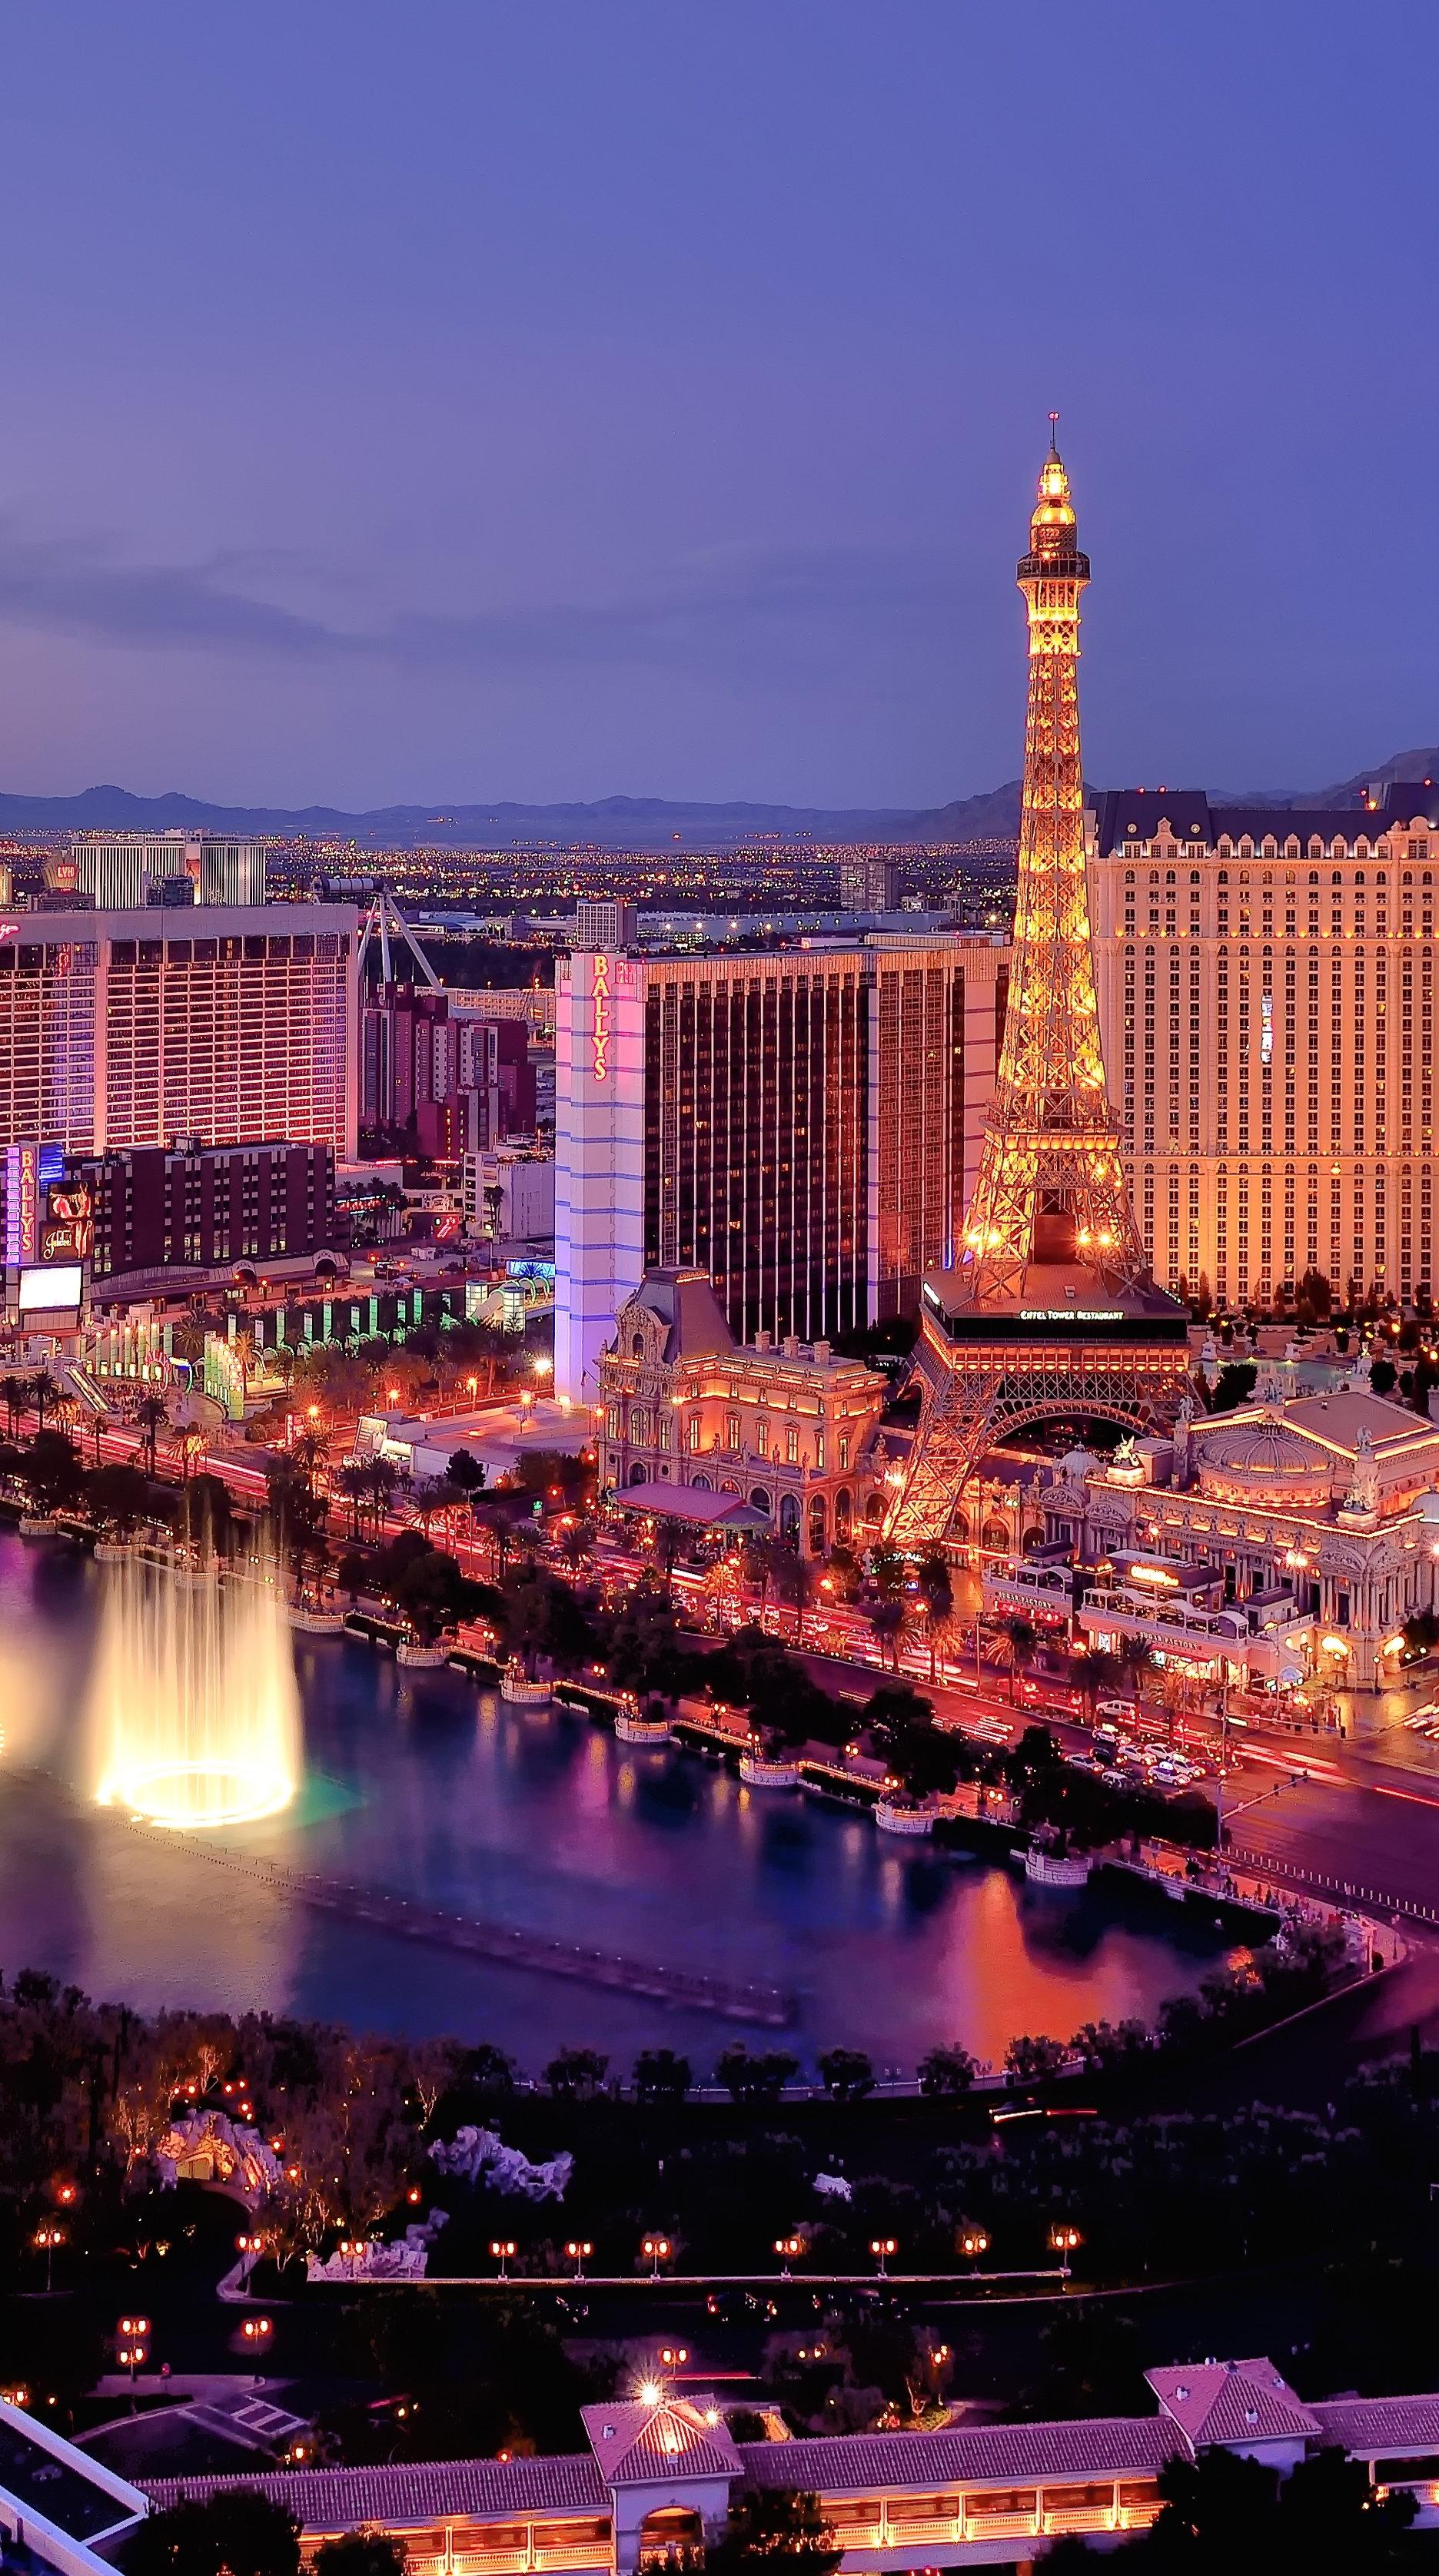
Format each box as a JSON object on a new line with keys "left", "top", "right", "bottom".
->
{"left": 1095, "top": 1698, "right": 1137, "bottom": 1725}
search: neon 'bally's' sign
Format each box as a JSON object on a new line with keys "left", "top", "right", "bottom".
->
{"left": 592, "top": 953, "right": 611, "bottom": 1081}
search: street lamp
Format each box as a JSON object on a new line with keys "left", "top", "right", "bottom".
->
{"left": 959, "top": 2228, "right": 990, "bottom": 2263}
{"left": 490, "top": 2239, "right": 517, "bottom": 2280}
{"left": 565, "top": 2239, "right": 593, "bottom": 2281}
{"left": 1049, "top": 2224, "right": 1082, "bottom": 2268}
{"left": 774, "top": 2235, "right": 804, "bottom": 2279}
{"left": 659, "top": 2345, "right": 688, "bottom": 2368}
{"left": 641, "top": 2233, "right": 672, "bottom": 2282}
{"left": 33, "top": 2226, "right": 64, "bottom": 2294}
{"left": 241, "top": 2316, "right": 273, "bottom": 2345}
{"left": 869, "top": 2236, "right": 897, "bottom": 2279}
{"left": 117, "top": 2316, "right": 151, "bottom": 2397}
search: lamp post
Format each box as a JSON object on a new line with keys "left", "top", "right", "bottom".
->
{"left": 241, "top": 2316, "right": 273, "bottom": 2350}
{"left": 869, "top": 2236, "right": 896, "bottom": 2279}
{"left": 565, "top": 2239, "right": 593, "bottom": 2282}
{"left": 1049, "top": 2224, "right": 1082, "bottom": 2274}
{"left": 33, "top": 2226, "right": 64, "bottom": 2295}
{"left": 117, "top": 2316, "right": 150, "bottom": 2404}
{"left": 641, "top": 2233, "right": 671, "bottom": 2282}
{"left": 774, "top": 2235, "right": 803, "bottom": 2280}
{"left": 959, "top": 2228, "right": 990, "bottom": 2266}
{"left": 490, "top": 2239, "right": 517, "bottom": 2281}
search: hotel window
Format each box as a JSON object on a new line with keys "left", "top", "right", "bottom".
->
{"left": 726, "top": 1412, "right": 741, "bottom": 1452}
{"left": 786, "top": 1425, "right": 799, "bottom": 1464}
{"left": 629, "top": 1408, "right": 646, "bottom": 1445}
{"left": 605, "top": 1406, "right": 619, "bottom": 1439}
{"left": 755, "top": 1419, "right": 768, "bottom": 1456}
{"left": 686, "top": 1416, "right": 702, "bottom": 1452}
{"left": 657, "top": 1413, "right": 671, "bottom": 1450}
{"left": 839, "top": 1434, "right": 849, "bottom": 1471}
{"left": 814, "top": 1434, "right": 825, "bottom": 1469}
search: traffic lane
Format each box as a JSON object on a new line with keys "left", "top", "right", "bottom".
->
{"left": 1224, "top": 1765, "right": 1439, "bottom": 1911}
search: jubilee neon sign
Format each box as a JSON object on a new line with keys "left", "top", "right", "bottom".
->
{"left": 592, "top": 952, "right": 612, "bottom": 1081}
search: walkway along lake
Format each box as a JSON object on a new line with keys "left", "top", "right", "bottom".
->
{"left": 0, "top": 1533, "right": 1240, "bottom": 2071}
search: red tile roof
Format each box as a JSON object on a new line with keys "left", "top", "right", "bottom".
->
{"left": 581, "top": 2401, "right": 741, "bottom": 2485}
{"left": 141, "top": 2455, "right": 608, "bottom": 2530}
{"left": 736, "top": 2416, "right": 1185, "bottom": 2493}
{"left": 1145, "top": 2360, "right": 1320, "bottom": 2448}
{"left": 1312, "top": 2395, "right": 1439, "bottom": 2455}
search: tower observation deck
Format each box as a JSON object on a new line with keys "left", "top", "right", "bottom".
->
{"left": 885, "top": 430, "right": 1191, "bottom": 1550}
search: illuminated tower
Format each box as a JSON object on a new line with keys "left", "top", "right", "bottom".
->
{"left": 886, "top": 429, "right": 1190, "bottom": 1549}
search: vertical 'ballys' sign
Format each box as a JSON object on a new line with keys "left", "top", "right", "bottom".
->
{"left": 592, "top": 952, "right": 612, "bottom": 1081}
{"left": 4, "top": 1144, "right": 37, "bottom": 1266}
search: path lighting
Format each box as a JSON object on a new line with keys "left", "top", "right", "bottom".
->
{"left": 33, "top": 2226, "right": 64, "bottom": 2294}
{"left": 642, "top": 2233, "right": 672, "bottom": 2281}
{"left": 960, "top": 2229, "right": 990, "bottom": 2262}
{"left": 241, "top": 2317, "right": 273, "bottom": 2343}
{"left": 869, "top": 2236, "right": 897, "bottom": 2278}
{"left": 55, "top": 2184, "right": 76, "bottom": 2208}
{"left": 490, "top": 2239, "right": 517, "bottom": 2279}
{"left": 775, "top": 2235, "right": 804, "bottom": 2278}
{"left": 660, "top": 2346, "right": 688, "bottom": 2367}
{"left": 1049, "top": 2225, "right": 1082, "bottom": 2261}
{"left": 565, "top": 2239, "right": 593, "bottom": 2280}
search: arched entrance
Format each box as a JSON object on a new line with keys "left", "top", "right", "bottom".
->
{"left": 808, "top": 1492, "right": 827, "bottom": 1555}
{"left": 833, "top": 1488, "right": 852, "bottom": 1542}
{"left": 629, "top": 1463, "right": 647, "bottom": 1486}
{"left": 749, "top": 1488, "right": 772, "bottom": 1518}
{"left": 640, "top": 2510, "right": 703, "bottom": 2564}
{"left": 779, "top": 1493, "right": 800, "bottom": 1547}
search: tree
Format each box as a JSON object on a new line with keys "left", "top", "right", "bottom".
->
{"left": 0, "top": 1373, "right": 25, "bottom": 1437}
{"left": 336, "top": 1460, "right": 371, "bottom": 1542}
{"left": 128, "top": 2488, "right": 302, "bottom": 2576}
{"left": 704, "top": 2488, "right": 841, "bottom": 2576}
{"left": 917, "top": 2043, "right": 976, "bottom": 2096}
{"left": 180, "top": 1471, "right": 232, "bottom": 1556}
{"left": 445, "top": 1447, "right": 487, "bottom": 1495}
{"left": 915, "top": 1551, "right": 954, "bottom": 1682}
{"left": 266, "top": 1458, "right": 330, "bottom": 1596}
{"left": 1370, "top": 1357, "right": 1398, "bottom": 1396}
{"left": 1208, "top": 1360, "right": 1258, "bottom": 1414}
{"left": 312, "top": 2538, "right": 407, "bottom": 2576}
{"left": 543, "top": 2046, "right": 608, "bottom": 2098}
{"left": 337, "top": 1550, "right": 368, "bottom": 1607}
{"left": 866, "top": 1594, "right": 908, "bottom": 1672}
{"left": 85, "top": 1460, "right": 150, "bottom": 1539}
{"left": 1000, "top": 1615, "right": 1038, "bottom": 1703}
{"left": 633, "top": 2047, "right": 692, "bottom": 2103}
{"left": 365, "top": 1452, "right": 400, "bottom": 1537}
{"left": 21, "top": 1428, "right": 84, "bottom": 1516}
{"left": 1004, "top": 2033, "right": 1068, "bottom": 2083}
{"left": 26, "top": 1369, "right": 59, "bottom": 1431}
{"left": 135, "top": 1393, "right": 170, "bottom": 1479}
{"left": 816, "top": 2047, "right": 875, "bottom": 2102}
{"left": 715, "top": 2045, "right": 799, "bottom": 2103}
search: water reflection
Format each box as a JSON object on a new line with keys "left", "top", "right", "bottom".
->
{"left": 0, "top": 1532, "right": 1238, "bottom": 2070}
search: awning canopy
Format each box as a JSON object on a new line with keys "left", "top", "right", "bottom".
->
{"left": 610, "top": 1478, "right": 770, "bottom": 1532}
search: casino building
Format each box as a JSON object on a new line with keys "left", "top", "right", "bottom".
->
{"left": 554, "top": 934, "right": 1009, "bottom": 1405}
{"left": 1089, "top": 778, "right": 1439, "bottom": 1310}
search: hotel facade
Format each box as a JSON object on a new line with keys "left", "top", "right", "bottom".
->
{"left": 554, "top": 934, "right": 1009, "bottom": 1404}
{"left": 0, "top": 905, "right": 359, "bottom": 1164}
{"left": 1089, "top": 778, "right": 1439, "bottom": 1310}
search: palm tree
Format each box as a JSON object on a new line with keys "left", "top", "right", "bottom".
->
{"left": 27, "top": 1369, "right": 58, "bottom": 1431}
{"left": 1000, "top": 1614, "right": 1039, "bottom": 1705}
{"left": 335, "top": 1460, "right": 370, "bottom": 1543}
{"left": 135, "top": 1393, "right": 169, "bottom": 1481}
{"left": 0, "top": 1376, "right": 25, "bottom": 1439}
{"left": 364, "top": 1452, "right": 398, "bottom": 1539}
{"left": 916, "top": 1549, "right": 955, "bottom": 1684}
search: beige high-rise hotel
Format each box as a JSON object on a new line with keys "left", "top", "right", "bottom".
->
{"left": 1088, "top": 778, "right": 1439, "bottom": 1308}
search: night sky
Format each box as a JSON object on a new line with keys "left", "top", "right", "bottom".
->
{"left": 0, "top": 3, "right": 1433, "bottom": 810}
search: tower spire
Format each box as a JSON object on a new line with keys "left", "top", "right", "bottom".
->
{"left": 952, "top": 438, "right": 1145, "bottom": 1305}
{"left": 881, "top": 441, "right": 1187, "bottom": 1551}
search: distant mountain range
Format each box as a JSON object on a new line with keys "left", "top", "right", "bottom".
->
{"left": 0, "top": 748, "right": 1434, "bottom": 854}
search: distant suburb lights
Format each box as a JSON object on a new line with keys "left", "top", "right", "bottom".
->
{"left": 592, "top": 951, "right": 613, "bottom": 1081}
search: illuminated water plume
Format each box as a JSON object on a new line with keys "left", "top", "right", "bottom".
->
{"left": 90, "top": 1549, "right": 301, "bottom": 1828}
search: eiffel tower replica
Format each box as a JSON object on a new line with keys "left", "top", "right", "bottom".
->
{"left": 886, "top": 427, "right": 1191, "bottom": 1551}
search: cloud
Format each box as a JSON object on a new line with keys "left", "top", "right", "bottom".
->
{"left": 0, "top": 520, "right": 965, "bottom": 679}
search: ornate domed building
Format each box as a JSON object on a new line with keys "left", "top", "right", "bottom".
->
{"left": 1044, "top": 1374, "right": 1439, "bottom": 1711}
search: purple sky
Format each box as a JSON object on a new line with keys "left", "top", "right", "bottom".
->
{"left": 0, "top": 2, "right": 1433, "bottom": 810}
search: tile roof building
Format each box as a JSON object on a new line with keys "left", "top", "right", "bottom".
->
{"left": 131, "top": 2358, "right": 1439, "bottom": 2572}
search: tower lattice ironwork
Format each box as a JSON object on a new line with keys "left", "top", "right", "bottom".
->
{"left": 884, "top": 430, "right": 1189, "bottom": 1551}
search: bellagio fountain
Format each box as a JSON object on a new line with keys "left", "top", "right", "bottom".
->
{"left": 88, "top": 1547, "right": 301, "bottom": 1829}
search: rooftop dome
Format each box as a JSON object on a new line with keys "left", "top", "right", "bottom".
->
{"left": 1197, "top": 1419, "right": 1327, "bottom": 1485}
